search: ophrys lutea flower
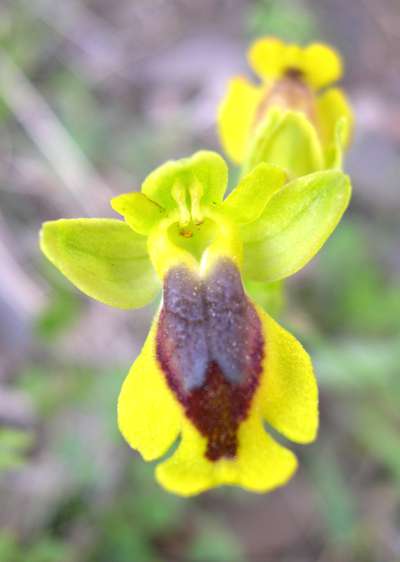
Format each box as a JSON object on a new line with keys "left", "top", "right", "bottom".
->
{"left": 218, "top": 37, "right": 354, "bottom": 177}
{"left": 40, "top": 151, "right": 351, "bottom": 496}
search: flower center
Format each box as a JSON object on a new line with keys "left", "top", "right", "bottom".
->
{"left": 156, "top": 258, "right": 264, "bottom": 461}
{"left": 254, "top": 72, "right": 317, "bottom": 128}
{"left": 171, "top": 178, "right": 204, "bottom": 230}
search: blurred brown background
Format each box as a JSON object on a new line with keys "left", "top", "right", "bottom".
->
{"left": 1, "top": 1, "right": 400, "bottom": 561}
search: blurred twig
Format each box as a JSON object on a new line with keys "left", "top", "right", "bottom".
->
{"left": 360, "top": 0, "right": 400, "bottom": 42}
{"left": 0, "top": 387, "right": 35, "bottom": 429}
{"left": 0, "top": 48, "right": 111, "bottom": 215}
{"left": 30, "top": 0, "right": 131, "bottom": 82}
{"left": 27, "top": 0, "right": 177, "bottom": 84}
{"left": 0, "top": 213, "right": 45, "bottom": 317}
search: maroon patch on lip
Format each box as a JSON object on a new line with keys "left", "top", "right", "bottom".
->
{"left": 156, "top": 259, "right": 264, "bottom": 461}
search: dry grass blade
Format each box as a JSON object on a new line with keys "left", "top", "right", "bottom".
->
{"left": 0, "top": 48, "right": 111, "bottom": 215}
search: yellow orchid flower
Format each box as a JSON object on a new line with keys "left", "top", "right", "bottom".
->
{"left": 40, "top": 151, "right": 351, "bottom": 496}
{"left": 218, "top": 37, "right": 354, "bottom": 177}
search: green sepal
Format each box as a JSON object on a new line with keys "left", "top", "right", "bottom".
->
{"left": 324, "top": 117, "right": 348, "bottom": 170}
{"left": 222, "top": 163, "right": 286, "bottom": 225}
{"left": 243, "top": 108, "right": 324, "bottom": 179}
{"left": 111, "top": 192, "right": 165, "bottom": 235}
{"left": 243, "top": 170, "right": 352, "bottom": 282}
{"left": 245, "top": 279, "right": 284, "bottom": 316}
{"left": 40, "top": 219, "right": 160, "bottom": 309}
{"left": 142, "top": 151, "right": 228, "bottom": 209}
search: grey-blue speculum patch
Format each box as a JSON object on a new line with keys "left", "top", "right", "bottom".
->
{"left": 156, "top": 258, "right": 264, "bottom": 461}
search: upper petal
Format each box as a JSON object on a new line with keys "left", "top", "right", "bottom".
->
{"left": 248, "top": 37, "right": 297, "bottom": 80}
{"left": 248, "top": 38, "right": 342, "bottom": 90}
{"left": 40, "top": 218, "right": 160, "bottom": 309}
{"left": 302, "top": 43, "right": 342, "bottom": 89}
{"left": 217, "top": 76, "right": 263, "bottom": 164}
{"left": 222, "top": 163, "right": 287, "bottom": 225}
{"left": 111, "top": 192, "right": 166, "bottom": 235}
{"left": 142, "top": 151, "right": 228, "bottom": 209}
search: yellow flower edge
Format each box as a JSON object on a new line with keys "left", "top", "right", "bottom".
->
{"left": 217, "top": 76, "right": 263, "bottom": 164}
{"left": 317, "top": 87, "right": 354, "bottom": 150}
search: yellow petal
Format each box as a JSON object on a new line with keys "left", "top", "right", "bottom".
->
{"left": 156, "top": 421, "right": 214, "bottom": 496}
{"left": 156, "top": 413, "right": 297, "bottom": 496}
{"left": 302, "top": 43, "right": 342, "bottom": 89}
{"left": 234, "top": 414, "right": 298, "bottom": 492}
{"left": 257, "top": 308, "right": 319, "bottom": 444}
{"left": 217, "top": 76, "right": 263, "bottom": 164}
{"left": 248, "top": 37, "right": 289, "bottom": 80}
{"left": 118, "top": 317, "right": 183, "bottom": 461}
{"left": 248, "top": 38, "right": 342, "bottom": 90}
{"left": 317, "top": 87, "right": 354, "bottom": 150}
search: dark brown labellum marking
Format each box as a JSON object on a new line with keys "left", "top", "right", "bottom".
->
{"left": 157, "top": 259, "right": 264, "bottom": 461}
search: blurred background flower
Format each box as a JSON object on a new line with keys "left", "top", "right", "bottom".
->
{"left": 0, "top": 0, "right": 399, "bottom": 561}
